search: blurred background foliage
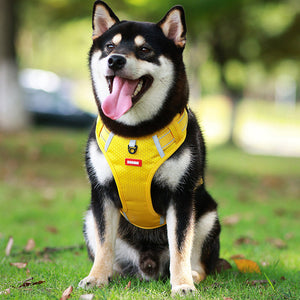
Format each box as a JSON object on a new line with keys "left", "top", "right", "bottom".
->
{"left": 1, "top": 0, "right": 300, "bottom": 154}
{"left": 17, "top": 0, "right": 300, "bottom": 89}
{"left": 1, "top": 3, "right": 300, "bottom": 296}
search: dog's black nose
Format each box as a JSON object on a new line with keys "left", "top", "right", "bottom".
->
{"left": 108, "top": 55, "right": 126, "bottom": 71}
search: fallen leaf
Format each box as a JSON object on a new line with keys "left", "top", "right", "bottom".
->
{"left": 5, "top": 236, "right": 13, "bottom": 256}
{"left": 25, "top": 238, "right": 36, "bottom": 252}
{"left": 60, "top": 286, "right": 73, "bottom": 300}
{"left": 10, "top": 262, "right": 28, "bottom": 269}
{"left": 262, "top": 176, "right": 283, "bottom": 188}
{"left": 0, "top": 288, "right": 10, "bottom": 295}
{"left": 234, "top": 236, "right": 258, "bottom": 246}
{"left": 39, "top": 254, "right": 53, "bottom": 263}
{"left": 18, "top": 278, "right": 45, "bottom": 288}
{"left": 79, "top": 294, "right": 95, "bottom": 300}
{"left": 223, "top": 298, "right": 233, "bottom": 300}
{"left": 274, "top": 208, "right": 287, "bottom": 217}
{"left": 32, "top": 280, "right": 45, "bottom": 286}
{"left": 280, "top": 276, "right": 286, "bottom": 281}
{"left": 230, "top": 254, "right": 245, "bottom": 260}
{"left": 284, "top": 233, "right": 294, "bottom": 240}
{"left": 223, "top": 214, "right": 240, "bottom": 226}
{"left": 215, "top": 258, "right": 232, "bottom": 273}
{"left": 18, "top": 277, "right": 33, "bottom": 287}
{"left": 233, "top": 258, "right": 261, "bottom": 274}
{"left": 125, "top": 281, "right": 131, "bottom": 290}
{"left": 266, "top": 238, "right": 287, "bottom": 249}
{"left": 46, "top": 226, "right": 58, "bottom": 234}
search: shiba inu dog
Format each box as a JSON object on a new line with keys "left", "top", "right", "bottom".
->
{"left": 79, "top": 1, "right": 222, "bottom": 295}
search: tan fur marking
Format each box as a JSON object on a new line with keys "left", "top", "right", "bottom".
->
{"left": 87, "top": 220, "right": 114, "bottom": 283}
{"left": 167, "top": 205, "right": 195, "bottom": 294}
{"left": 112, "top": 33, "right": 122, "bottom": 46}
{"left": 134, "top": 35, "right": 145, "bottom": 47}
{"left": 170, "top": 251, "right": 194, "bottom": 286}
{"left": 79, "top": 202, "right": 120, "bottom": 288}
{"left": 170, "top": 222, "right": 195, "bottom": 286}
{"left": 192, "top": 264, "right": 207, "bottom": 284}
{"left": 190, "top": 211, "right": 216, "bottom": 284}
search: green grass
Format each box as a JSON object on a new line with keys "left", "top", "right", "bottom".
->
{"left": 0, "top": 127, "right": 299, "bottom": 299}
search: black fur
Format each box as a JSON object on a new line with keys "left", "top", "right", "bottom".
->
{"left": 82, "top": 0, "right": 221, "bottom": 284}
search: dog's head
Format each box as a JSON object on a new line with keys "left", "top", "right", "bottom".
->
{"left": 89, "top": 1, "right": 188, "bottom": 134}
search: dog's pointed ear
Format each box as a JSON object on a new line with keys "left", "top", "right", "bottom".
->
{"left": 92, "top": 1, "right": 120, "bottom": 40}
{"left": 157, "top": 6, "right": 186, "bottom": 48}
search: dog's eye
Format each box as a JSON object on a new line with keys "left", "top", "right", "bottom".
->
{"left": 140, "top": 46, "right": 151, "bottom": 54}
{"left": 106, "top": 43, "right": 115, "bottom": 52}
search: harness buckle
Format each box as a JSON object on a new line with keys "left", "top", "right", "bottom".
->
{"left": 128, "top": 144, "right": 138, "bottom": 154}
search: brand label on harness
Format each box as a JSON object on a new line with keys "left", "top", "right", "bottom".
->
{"left": 125, "top": 158, "right": 142, "bottom": 167}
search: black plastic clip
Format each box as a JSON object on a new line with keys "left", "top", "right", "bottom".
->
{"left": 128, "top": 145, "right": 138, "bottom": 154}
{"left": 128, "top": 140, "right": 138, "bottom": 154}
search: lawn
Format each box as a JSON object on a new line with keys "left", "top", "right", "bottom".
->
{"left": 0, "top": 127, "right": 299, "bottom": 299}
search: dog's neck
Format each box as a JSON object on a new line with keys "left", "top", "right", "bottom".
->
{"left": 98, "top": 105, "right": 185, "bottom": 138}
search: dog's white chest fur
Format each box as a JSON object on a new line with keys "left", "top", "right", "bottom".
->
{"left": 88, "top": 139, "right": 191, "bottom": 190}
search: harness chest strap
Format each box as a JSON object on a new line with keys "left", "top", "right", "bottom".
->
{"left": 95, "top": 109, "right": 188, "bottom": 229}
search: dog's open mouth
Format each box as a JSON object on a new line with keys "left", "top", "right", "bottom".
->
{"left": 106, "top": 75, "right": 153, "bottom": 102}
{"left": 101, "top": 75, "right": 153, "bottom": 120}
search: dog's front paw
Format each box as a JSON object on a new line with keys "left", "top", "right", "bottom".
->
{"left": 78, "top": 275, "right": 109, "bottom": 289}
{"left": 171, "top": 284, "right": 196, "bottom": 297}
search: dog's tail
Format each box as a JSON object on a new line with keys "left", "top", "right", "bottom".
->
{"left": 139, "top": 250, "right": 160, "bottom": 278}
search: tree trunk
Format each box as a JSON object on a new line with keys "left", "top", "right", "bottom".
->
{"left": 0, "top": 0, "right": 29, "bottom": 131}
{"left": 219, "top": 60, "right": 242, "bottom": 145}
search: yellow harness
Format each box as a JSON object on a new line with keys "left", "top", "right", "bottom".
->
{"left": 95, "top": 109, "right": 188, "bottom": 229}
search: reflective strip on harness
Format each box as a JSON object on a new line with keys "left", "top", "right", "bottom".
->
{"left": 105, "top": 132, "right": 114, "bottom": 152}
{"left": 152, "top": 135, "right": 165, "bottom": 158}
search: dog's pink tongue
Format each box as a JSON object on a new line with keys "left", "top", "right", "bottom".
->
{"left": 101, "top": 76, "right": 139, "bottom": 120}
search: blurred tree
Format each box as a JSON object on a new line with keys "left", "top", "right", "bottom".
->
{"left": 0, "top": 0, "right": 29, "bottom": 131}
{"left": 14, "top": 0, "right": 299, "bottom": 138}
{"left": 17, "top": 0, "right": 300, "bottom": 87}
{"left": 193, "top": 0, "right": 300, "bottom": 141}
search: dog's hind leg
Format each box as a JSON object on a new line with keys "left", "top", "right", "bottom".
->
{"left": 166, "top": 203, "right": 196, "bottom": 296}
{"left": 79, "top": 196, "right": 120, "bottom": 289}
{"left": 191, "top": 210, "right": 220, "bottom": 283}
{"left": 191, "top": 187, "right": 221, "bottom": 283}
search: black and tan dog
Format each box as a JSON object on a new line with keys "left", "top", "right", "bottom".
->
{"left": 79, "top": 1, "right": 221, "bottom": 295}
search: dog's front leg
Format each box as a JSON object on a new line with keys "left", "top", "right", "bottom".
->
{"left": 79, "top": 198, "right": 120, "bottom": 289}
{"left": 166, "top": 202, "right": 196, "bottom": 296}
